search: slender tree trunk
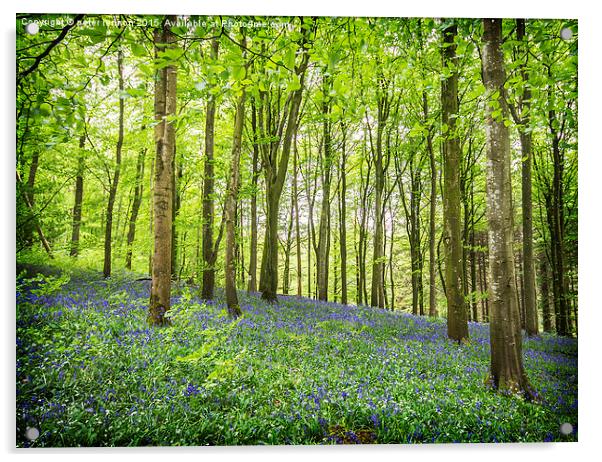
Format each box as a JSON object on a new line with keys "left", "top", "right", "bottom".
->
{"left": 516, "top": 248, "right": 525, "bottom": 330}
{"left": 247, "top": 101, "right": 260, "bottom": 293}
{"left": 482, "top": 18, "right": 534, "bottom": 397}
{"left": 481, "top": 235, "right": 490, "bottom": 322}
{"left": 316, "top": 71, "right": 332, "bottom": 301}
{"left": 201, "top": 39, "right": 219, "bottom": 300}
{"left": 148, "top": 155, "right": 154, "bottom": 276}
{"left": 149, "top": 17, "right": 177, "bottom": 326}
{"left": 103, "top": 49, "right": 124, "bottom": 279}
{"left": 425, "top": 93, "right": 438, "bottom": 317}
{"left": 441, "top": 23, "right": 468, "bottom": 342}
{"left": 539, "top": 251, "right": 554, "bottom": 332}
{"left": 512, "top": 19, "right": 539, "bottom": 336}
{"left": 70, "top": 134, "right": 85, "bottom": 257}
{"left": 370, "top": 78, "right": 389, "bottom": 309}
{"left": 293, "top": 132, "right": 303, "bottom": 297}
{"left": 171, "top": 143, "right": 182, "bottom": 278}
{"left": 550, "top": 113, "right": 570, "bottom": 336}
{"left": 339, "top": 123, "right": 348, "bottom": 305}
{"left": 126, "top": 144, "right": 146, "bottom": 270}
{"left": 224, "top": 84, "right": 246, "bottom": 318}
{"left": 283, "top": 192, "right": 294, "bottom": 295}
{"left": 24, "top": 150, "right": 40, "bottom": 246}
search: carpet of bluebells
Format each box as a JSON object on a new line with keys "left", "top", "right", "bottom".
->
{"left": 16, "top": 267, "right": 578, "bottom": 447}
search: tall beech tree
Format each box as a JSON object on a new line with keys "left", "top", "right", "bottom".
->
{"left": 247, "top": 101, "right": 260, "bottom": 293}
{"left": 224, "top": 77, "right": 246, "bottom": 318}
{"left": 201, "top": 38, "right": 220, "bottom": 300}
{"left": 507, "top": 19, "right": 539, "bottom": 336}
{"left": 258, "top": 18, "right": 314, "bottom": 302}
{"left": 441, "top": 22, "right": 468, "bottom": 342}
{"left": 149, "top": 17, "right": 177, "bottom": 326}
{"left": 316, "top": 70, "right": 333, "bottom": 301}
{"left": 482, "top": 18, "right": 534, "bottom": 397}
{"left": 102, "top": 48, "right": 124, "bottom": 278}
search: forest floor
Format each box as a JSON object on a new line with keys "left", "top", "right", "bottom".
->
{"left": 16, "top": 265, "right": 578, "bottom": 446}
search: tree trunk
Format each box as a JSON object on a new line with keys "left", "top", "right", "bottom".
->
{"left": 247, "top": 101, "right": 260, "bottom": 293}
{"left": 259, "top": 20, "right": 313, "bottom": 302}
{"left": 24, "top": 150, "right": 40, "bottom": 246}
{"left": 293, "top": 131, "right": 303, "bottom": 297}
{"left": 201, "top": 38, "right": 219, "bottom": 300}
{"left": 482, "top": 18, "right": 534, "bottom": 397}
{"left": 511, "top": 19, "right": 539, "bottom": 336}
{"left": 339, "top": 123, "right": 348, "bottom": 305}
{"left": 224, "top": 84, "right": 246, "bottom": 318}
{"left": 539, "top": 251, "right": 554, "bottom": 332}
{"left": 103, "top": 48, "right": 124, "bottom": 279}
{"left": 317, "top": 71, "right": 332, "bottom": 301}
{"left": 171, "top": 143, "right": 182, "bottom": 278}
{"left": 283, "top": 191, "right": 294, "bottom": 295}
{"left": 441, "top": 23, "right": 468, "bottom": 342}
{"left": 370, "top": 73, "right": 389, "bottom": 309}
{"left": 70, "top": 134, "right": 85, "bottom": 257}
{"left": 148, "top": 155, "right": 154, "bottom": 276}
{"left": 126, "top": 144, "right": 146, "bottom": 270}
{"left": 550, "top": 110, "right": 570, "bottom": 336}
{"left": 149, "top": 17, "right": 177, "bottom": 326}
{"left": 425, "top": 93, "right": 438, "bottom": 317}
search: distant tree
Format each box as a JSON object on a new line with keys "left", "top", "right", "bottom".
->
{"left": 125, "top": 139, "right": 146, "bottom": 270}
{"left": 103, "top": 48, "right": 124, "bottom": 278}
{"left": 69, "top": 134, "right": 86, "bottom": 257}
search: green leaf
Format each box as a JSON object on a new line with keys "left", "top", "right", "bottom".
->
{"left": 232, "top": 65, "right": 246, "bottom": 81}
{"left": 287, "top": 74, "right": 301, "bottom": 92}
{"left": 130, "top": 43, "right": 147, "bottom": 58}
{"left": 284, "top": 47, "right": 296, "bottom": 70}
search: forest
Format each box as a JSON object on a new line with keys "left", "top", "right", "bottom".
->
{"left": 16, "top": 15, "right": 577, "bottom": 446}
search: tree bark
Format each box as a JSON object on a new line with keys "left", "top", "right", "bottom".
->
{"left": 125, "top": 143, "right": 146, "bottom": 269}
{"left": 70, "top": 134, "right": 85, "bottom": 257}
{"left": 538, "top": 251, "right": 554, "bottom": 332}
{"left": 441, "top": 23, "right": 468, "bottom": 342}
{"left": 425, "top": 93, "right": 438, "bottom": 317}
{"left": 224, "top": 85, "right": 246, "bottom": 318}
{"left": 247, "top": 101, "right": 260, "bottom": 293}
{"left": 339, "top": 122, "right": 348, "bottom": 305}
{"left": 201, "top": 39, "right": 220, "bottom": 300}
{"left": 24, "top": 150, "right": 40, "bottom": 246}
{"left": 370, "top": 70, "right": 389, "bottom": 309}
{"left": 103, "top": 49, "right": 124, "bottom": 278}
{"left": 514, "top": 19, "right": 539, "bottom": 336}
{"left": 482, "top": 18, "right": 534, "bottom": 397}
{"left": 149, "top": 17, "right": 177, "bottom": 326}
{"left": 171, "top": 143, "right": 182, "bottom": 278}
{"left": 316, "top": 71, "right": 333, "bottom": 301}
{"left": 293, "top": 130, "right": 303, "bottom": 297}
